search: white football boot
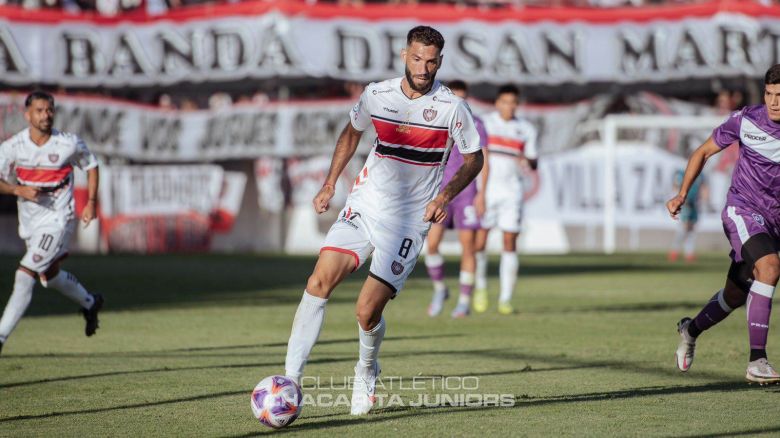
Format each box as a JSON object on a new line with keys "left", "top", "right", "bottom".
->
{"left": 675, "top": 317, "right": 696, "bottom": 372}
{"left": 351, "top": 361, "right": 380, "bottom": 415}
{"left": 427, "top": 288, "right": 449, "bottom": 317}
{"left": 746, "top": 358, "right": 780, "bottom": 385}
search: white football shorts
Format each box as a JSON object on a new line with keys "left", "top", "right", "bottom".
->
{"left": 20, "top": 219, "right": 74, "bottom": 273}
{"left": 480, "top": 191, "right": 523, "bottom": 233}
{"left": 320, "top": 205, "right": 428, "bottom": 296}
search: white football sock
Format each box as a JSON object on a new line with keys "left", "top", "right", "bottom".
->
{"left": 459, "top": 271, "right": 475, "bottom": 306}
{"left": 42, "top": 270, "right": 94, "bottom": 309}
{"left": 499, "top": 251, "right": 519, "bottom": 303}
{"left": 358, "top": 316, "right": 385, "bottom": 374}
{"left": 285, "top": 291, "right": 328, "bottom": 382}
{"left": 475, "top": 251, "right": 487, "bottom": 290}
{"left": 0, "top": 270, "right": 36, "bottom": 343}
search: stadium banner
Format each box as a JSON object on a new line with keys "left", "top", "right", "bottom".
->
{"left": 0, "top": 93, "right": 608, "bottom": 160}
{"left": 525, "top": 142, "right": 727, "bottom": 232}
{"left": 98, "top": 165, "right": 247, "bottom": 252}
{"left": 0, "top": 2, "right": 779, "bottom": 86}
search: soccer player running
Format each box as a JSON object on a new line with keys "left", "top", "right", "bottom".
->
{"left": 282, "top": 26, "right": 484, "bottom": 415}
{"left": 669, "top": 65, "right": 780, "bottom": 384}
{"left": 0, "top": 91, "right": 103, "bottom": 355}
{"left": 473, "top": 85, "right": 538, "bottom": 315}
{"left": 425, "top": 80, "right": 488, "bottom": 319}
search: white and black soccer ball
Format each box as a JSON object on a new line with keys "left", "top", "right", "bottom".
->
{"left": 250, "top": 375, "right": 303, "bottom": 429}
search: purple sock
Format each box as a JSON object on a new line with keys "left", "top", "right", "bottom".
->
{"left": 425, "top": 254, "right": 445, "bottom": 282}
{"left": 692, "top": 289, "right": 733, "bottom": 332}
{"left": 460, "top": 283, "right": 474, "bottom": 298}
{"left": 747, "top": 281, "right": 775, "bottom": 350}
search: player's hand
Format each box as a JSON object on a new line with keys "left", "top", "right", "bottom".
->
{"left": 666, "top": 195, "right": 685, "bottom": 219}
{"left": 313, "top": 184, "right": 335, "bottom": 214}
{"left": 81, "top": 200, "right": 97, "bottom": 228}
{"left": 474, "top": 192, "right": 486, "bottom": 217}
{"left": 423, "top": 197, "right": 447, "bottom": 223}
{"left": 13, "top": 185, "right": 38, "bottom": 202}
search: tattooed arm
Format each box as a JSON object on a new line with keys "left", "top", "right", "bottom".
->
{"left": 423, "top": 150, "right": 484, "bottom": 223}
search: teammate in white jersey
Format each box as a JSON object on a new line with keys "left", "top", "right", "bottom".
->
{"left": 473, "top": 85, "right": 538, "bottom": 315}
{"left": 0, "top": 91, "right": 103, "bottom": 355}
{"left": 280, "top": 26, "right": 484, "bottom": 415}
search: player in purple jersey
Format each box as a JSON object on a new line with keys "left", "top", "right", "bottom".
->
{"left": 667, "top": 64, "right": 780, "bottom": 384}
{"left": 425, "top": 80, "right": 488, "bottom": 318}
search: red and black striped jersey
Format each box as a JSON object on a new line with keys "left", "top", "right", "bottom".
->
{"left": 348, "top": 77, "right": 482, "bottom": 225}
{"left": 0, "top": 128, "right": 98, "bottom": 230}
{"left": 483, "top": 112, "right": 538, "bottom": 196}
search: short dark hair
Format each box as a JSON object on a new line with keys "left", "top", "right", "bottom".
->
{"left": 448, "top": 80, "right": 468, "bottom": 93}
{"left": 407, "top": 26, "right": 444, "bottom": 51}
{"left": 766, "top": 65, "right": 780, "bottom": 85}
{"left": 496, "top": 84, "right": 520, "bottom": 98}
{"left": 25, "top": 90, "right": 54, "bottom": 108}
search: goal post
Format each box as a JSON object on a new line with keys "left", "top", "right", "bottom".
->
{"left": 600, "top": 114, "right": 727, "bottom": 254}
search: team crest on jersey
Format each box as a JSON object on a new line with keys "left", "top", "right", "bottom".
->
{"left": 423, "top": 107, "right": 437, "bottom": 122}
{"left": 32, "top": 254, "right": 42, "bottom": 263}
{"left": 48, "top": 154, "right": 59, "bottom": 163}
{"left": 391, "top": 260, "right": 404, "bottom": 275}
{"left": 753, "top": 213, "right": 765, "bottom": 226}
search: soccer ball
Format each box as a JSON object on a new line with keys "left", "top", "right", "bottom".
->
{"left": 250, "top": 375, "right": 303, "bottom": 429}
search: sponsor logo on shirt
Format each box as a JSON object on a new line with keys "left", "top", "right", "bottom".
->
{"left": 433, "top": 96, "right": 452, "bottom": 104}
{"left": 383, "top": 107, "right": 398, "bottom": 114}
{"left": 372, "top": 89, "right": 393, "bottom": 95}
{"left": 744, "top": 132, "right": 767, "bottom": 142}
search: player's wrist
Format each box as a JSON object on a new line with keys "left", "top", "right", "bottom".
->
{"left": 322, "top": 182, "right": 335, "bottom": 191}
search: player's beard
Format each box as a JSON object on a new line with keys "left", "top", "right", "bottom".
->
{"left": 405, "top": 66, "right": 436, "bottom": 94}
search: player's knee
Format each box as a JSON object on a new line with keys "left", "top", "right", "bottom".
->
{"left": 355, "top": 306, "right": 379, "bottom": 331}
{"left": 723, "top": 282, "right": 748, "bottom": 308}
{"left": 753, "top": 256, "right": 780, "bottom": 285}
{"left": 41, "top": 266, "right": 59, "bottom": 283}
{"left": 503, "top": 236, "right": 517, "bottom": 252}
{"left": 305, "top": 274, "right": 331, "bottom": 298}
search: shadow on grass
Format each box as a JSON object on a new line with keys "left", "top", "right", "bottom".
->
{"left": 0, "top": 253, "right": 725, "bottom": 316}
{"left": 225, "top": 380, "right": 756, "bottom": 436}
{"left": 0, "top": 335, "right": 464, "bottom": 389}
{"left": 0, "top": 379, "right": 755, "bottom": 428}
{"left": 681, "top": 425, "right": 780, "bottom": 437}
{"left": 536, "top": 301, "right": 704, "bottom": 314}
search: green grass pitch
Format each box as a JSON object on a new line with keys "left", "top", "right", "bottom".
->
{"left": 0, "top": 253, "right": 778, "bottom": 437}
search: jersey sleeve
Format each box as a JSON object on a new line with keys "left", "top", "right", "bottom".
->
{"left": 712, "top": 110, "right": 742, "bottom": 148}
{"left": 0, "top": 141, "right": 14, "bottom": 182}
{"left": 450, "top": 101, "right": 482, "bottom": 155}
{"left": 71, "top": 136, "right": 99, "bottom": 170}
{"left": 349, "top": 88, "right": 372, "bottom": 132}
{"left": 473, "top": 116, "right": 488, "bottom": 148}
{"left": 521, "top": 120, "right": 539, "bottom": 160}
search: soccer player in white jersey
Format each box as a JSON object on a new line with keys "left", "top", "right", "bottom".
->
{"left": 280, "top": 26, "right": 484, "bottom": 415}
{"left": 473, "top": 85, "right": 538, "bottom": 315}
{"left": 0, "top": 91, "right": 103, "bottom": 355}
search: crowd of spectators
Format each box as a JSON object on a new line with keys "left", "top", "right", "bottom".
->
{"left": 0, "top": 0, "right": 762, "bottom": 17}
